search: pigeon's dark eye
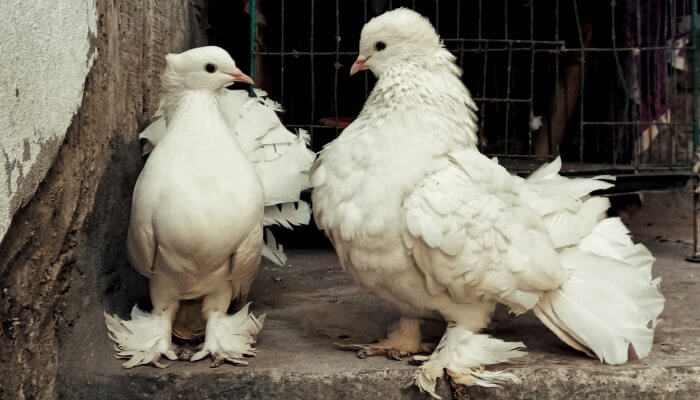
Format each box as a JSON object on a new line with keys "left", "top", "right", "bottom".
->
{"left": 205, "top": 63, "right": 217, "bottom": 73}
{"left": 374, "top": 41, "right": 387, "bottom": 51}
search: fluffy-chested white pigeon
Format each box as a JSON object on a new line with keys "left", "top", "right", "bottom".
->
{"left": 104, "top": 46, "right": 314, "bottom": 368}
{"left": 311, "top": 9, "right": 665, "bottom": 398}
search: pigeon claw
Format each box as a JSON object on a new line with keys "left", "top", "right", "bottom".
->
{"left": 210, "top": 353, "right": 226, "bottom": 368}
{"left": 175, "top": 346, "right": 195, "bottom": 361}
{"left": 335, "top": 342, "right": 434, "bottom": 361}
{"left": 190, "top": 349, "right": 210, "bottom": 362}
{"left": 151, "top": 355, "right": 170, "bottom": 369}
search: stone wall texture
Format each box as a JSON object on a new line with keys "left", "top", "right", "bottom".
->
{"left": 0, "top": 1, "right": 207, "bottom": 398}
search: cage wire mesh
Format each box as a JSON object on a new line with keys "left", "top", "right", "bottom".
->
{"left": 248, "top": 0, "right": 698, "bottom": 176}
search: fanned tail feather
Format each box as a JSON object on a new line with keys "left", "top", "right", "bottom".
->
{"left": 263, "top": 201, "right": 311, "bottom": 229}
{"left": 521, "top": 157, "right": 665, "bottom": 364}
{"left": 261, "top": 228, "right": 287, "bottom": 266}
{"left": 254, "top": 130, "right": 314, "bottom": 205}
{"left": 534, "top": 217, "right": 665, "bottom": 364}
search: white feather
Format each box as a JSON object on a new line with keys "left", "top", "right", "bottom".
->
{"left": 139, "top": 89, "right": 314, "bottom": 210}
{"left": 109, "top": 47, "right": 275, "bottom": 368}
{"left": 310, "top": 8, "right": 664, "bottom": 397}
{"left": 190, "top": 303, "right": 266, "bottom": 365}
{"left": 413, "top": 326, "right": 525, "bottom": 399}
{"left": 104, "top": 307, "right": 176, "bottom": 368}
{"left": 264, "top": 201, "right": 311, "bottom": 229}
{"left": 138, "top": 88, "right": 314, "bottom": 265}
{"left": 261, "top": 228, "right": 287, "bottom": 267}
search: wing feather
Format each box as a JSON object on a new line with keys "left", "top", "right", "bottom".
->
{"left": 403, "top": 150, "right": 568, "bottom": 311}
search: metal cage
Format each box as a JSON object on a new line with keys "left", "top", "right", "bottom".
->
{"left": 247, "top": 0, "right": 700, "bottom": 254}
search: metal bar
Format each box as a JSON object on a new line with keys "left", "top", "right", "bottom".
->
{"left": 689, "top": 0, "right": 700, "bottom": 262}
{"left": 692, "top": 0, "right": 699, "bottom": 149}
{"left": 503, "top": 0, "right": 508, "bottom": 40}
{"left": 435, "top": 0, "right": 439, "bottom": 31}
{"left": 280, "top": 0, "right": 285, "bottom": 103}
{"left": 474, "top": 97, "right": 532, "bottom": 103}
{"left": 645, "top": 1, "right": 654, "bottom": 162}
{"left": 553, "top": 0, "right": 559, "bottom": 155}
{"left": 334, "top": 0, "right": 340, "bottom": 136}
{"left": 249, "top": 46, "right": 693, "bottom": 57}
{"left": 457, "top": 0, "right": 463, "bottom": 69}
{"left": 444, "top": 38, "right": 563, "bottom": 45}
{"left": 503, "top": 0, "right": 511, "bottom": 153}
{"left": 610, "top": 0, "right": 627, "bottom": 167}
{"left": 528, "top": 0, "right": 535, "bottom": 156}
{"left": 666, "top": 0, "right": 673, "bottom": 166}
{"left": 478, "top": 0, "right": 485, "bottom": 148}
{"left": 670, "top": 0, "right": 678, "bottom": 166}
{"left": 478, "top": 0, "right": 483, "bottom": 39}
{"left": 249, "top": 0, "right": 255, "bottom": 82}
{"left": 480, "top": 41, "right": 489, "bottom": 139}
{"left": 255, "top": 51, "right": 375, "bottom": 56}
{"left": 310, "top": 0, "right": 315, "bottom": 141}
{"left": 504, "top": 40, "right": 513, "bottom": 153}
{"left": 581, "top": 121, "right": 695, "bottom": 126}
{"left": 633, "top": 0, "right": 642, "bottom": 168}
{"left": 248, "top": 0, "right": 256, "bottom": 97}
{"left": 364, "top": 0, "right": 368, "bottom": 97}
{"left": 572, "top": 0, "right": 585, "bottom": 162}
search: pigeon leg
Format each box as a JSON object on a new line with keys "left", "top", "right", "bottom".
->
{"left": 336, "top": 317, "right": 434, "bottom": 360}
{"left": 190, "top": 282, "right": 264, "bottom": 367}
{"left": 103, "top": 279, "right": 180, "bottom": 368}
{"left": 411, "top": 324, "right": 526, "bottom": 399}
{"left": 412, "top": 302, "right": 524, "bottom": 399}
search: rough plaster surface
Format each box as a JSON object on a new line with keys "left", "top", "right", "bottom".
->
{"left": 0, "top": 0, "right": 97, "bottom": 241}
{"left": 0, "top": 1, "right": 207, "bottom": 399}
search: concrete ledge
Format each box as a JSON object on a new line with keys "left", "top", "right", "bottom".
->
{"left": 58, "top": 237, "right": 700, "bottom": 399}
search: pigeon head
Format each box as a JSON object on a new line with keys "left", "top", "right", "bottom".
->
{"left": 163, "top": 46, "right": 253, "bottom": 91}
{"left": 351, "top": 8, "right": 441, "bottom": 77}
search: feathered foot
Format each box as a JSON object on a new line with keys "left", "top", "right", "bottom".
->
{"left": 104, "top": 306, "right": 177, "bottom": 368}
{"left": 411, "top": 325, "right": 526, "bottom": 399}
{"left": 336, "top": 317, "right": 434, "bottom": 360}
{"left": 190, "top": 303, "right": 265, "bottom": 367}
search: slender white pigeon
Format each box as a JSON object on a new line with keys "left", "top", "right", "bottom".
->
{"left": 311, "top": 9, "right": 665, "bottom": 398}
{"left": 104, "top": 46, "right": 314, "bottom": 368}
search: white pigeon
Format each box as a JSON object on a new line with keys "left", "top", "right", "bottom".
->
{"left": 311, "top": 9, "right": 665, "bottom": 398}
{"left": 104, "top": 46, "right": 314, "bottom": 368}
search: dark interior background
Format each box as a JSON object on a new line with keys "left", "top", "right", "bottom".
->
{"left": 204, "top": 0, "right": 695, "bottom": 248}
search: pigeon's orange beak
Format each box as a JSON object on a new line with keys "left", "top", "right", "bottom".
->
{"left": 350, "top": 55, "right": 369, "bottom": 76}
{"left": 230, "top": 69, "right": 254, "bottom": 84}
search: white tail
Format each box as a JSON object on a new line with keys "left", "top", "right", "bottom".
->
{"left": 521, "top": 158, "right": 665, "bottom": 364}
{"left": 534, "top": 217, "right": 664, "bottom": 364}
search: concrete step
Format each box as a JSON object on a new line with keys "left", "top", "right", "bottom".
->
{"left": 58, "top": 238, "right": 699, "bottom": 399}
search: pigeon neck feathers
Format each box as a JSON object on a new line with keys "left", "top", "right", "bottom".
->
{"left": 159, "top": 70, "right": 224, "bottom": 124}
{"left": 358, "top": 47, "right": 479, "bottom": 147}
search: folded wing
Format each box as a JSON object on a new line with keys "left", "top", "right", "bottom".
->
{"left": 402, "top": 151, "right": 569, "bottom": 314}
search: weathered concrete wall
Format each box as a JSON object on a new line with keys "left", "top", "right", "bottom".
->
{"left": 0, "top": 0, "right": 97, "bottom": 245}
{"left": 0, "top": 1, "right": 207, "bottom": 399}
